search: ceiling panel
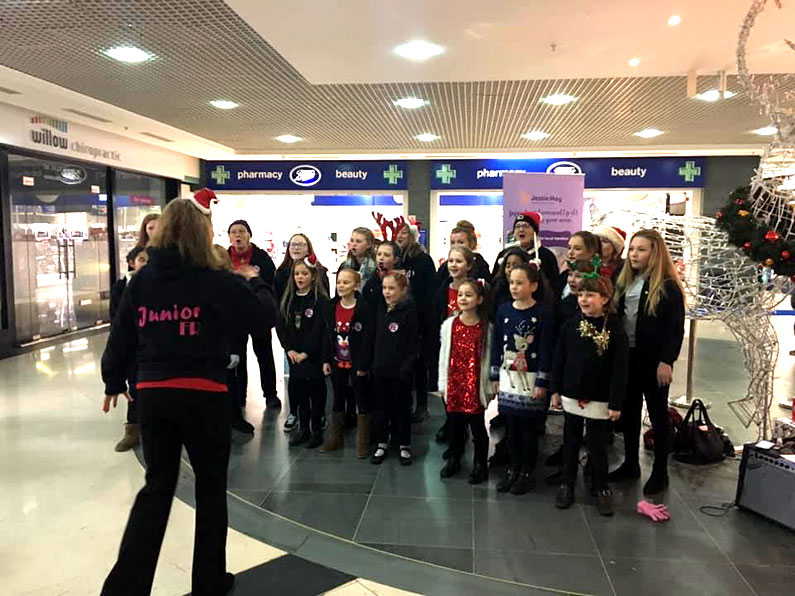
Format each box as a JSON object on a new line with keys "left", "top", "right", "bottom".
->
{"left": 0, "top": 0, "right": 791, "bottom": 154}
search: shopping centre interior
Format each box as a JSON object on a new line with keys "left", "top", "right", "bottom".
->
{"left": 2, "top": 1, "right": 795, "bottom": 595}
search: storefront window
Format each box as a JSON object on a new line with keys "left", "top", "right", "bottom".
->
{"left": 113, "top": 170, "right": 166, "bottom": 274}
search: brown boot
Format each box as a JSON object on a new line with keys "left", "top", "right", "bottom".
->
{"left": 115, "top": 423, "right": 140, "bottom": 452}
{"left": 357, "top": 414, "right": 371, "bottom": 459}
{"left": 319, "top": 412, "right": 345, "bottom": 453}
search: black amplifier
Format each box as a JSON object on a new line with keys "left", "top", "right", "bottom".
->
{"left": 736, "top": 444, "right": 795, "bottom": 532}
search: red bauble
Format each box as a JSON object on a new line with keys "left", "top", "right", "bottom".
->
{"left": 765, "top": 230, "right": 780, "bottom": 242}
{"left": 743, "top": 242, "right": 752, "bottom": 251}
{"left": 735, "top": 199, "right": 745, "bottom": 206}
{"left": 716, "top": 211, "right": 724, "bottom": 219}
{"left": 783, "top": 250, "right": 791, "bottom": 260}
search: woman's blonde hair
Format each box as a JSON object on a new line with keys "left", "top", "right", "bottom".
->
{"left": 615, "top": 229, "right": 684, "bottom": 317}
{"left": 148, "top": 199, "right": 220, "bottom": 270}
{"left": 280, "top": 259, "right": 330, "bottom": 320}
{"left": 213, "top": 244, "right": 234, "bottom": 272}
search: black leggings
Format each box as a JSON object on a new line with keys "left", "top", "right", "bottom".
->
{"left": 331, "top": 368, "right": 369, "bottom": 414}
{"left": 506, "top": 414, "right": 544, "bottom": 472}
{"left": 562, "top": 413, "right": 610, "bottom": 491}
{"left": 235, "top": 332, "right": 278, "bottom": 403}
{"left": 448, "top": 411, "right": 489, "bottom": 464}
{"left": 373, "top": 376, "right": 412, "bottom": 447}
{"left": 288, "top": 375, "right": 326, "bottom": 435}
{"left": 621, "top": 350, "right": 671, "bottom": 470}
{"left": 101, "top": 389, "right": 231, "bottom": 596}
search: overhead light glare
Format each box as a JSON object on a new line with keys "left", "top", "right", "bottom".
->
{"left": 668, "top": 15, "right": 681, "bottom": 26}
{"left": 275, "top": 134, "right": 303, "bottom": 143}
{"left": 393, "top": 40, "right": 444, "bottom": 61}
{"left": 210, "top": 100, "right": 239, "bottom": 110}
{"left": 634, "top": 128, "right": 664, "bottom": 139}
{"left": 393, "top": 97, "right": 429, "bottom": 109}
{"left": 628, "top": 57, "right": 641, "bottom": 67}
{"left": 522, "top": 131, "right": 550, "bottom": 141}
{"left": 102, "top": 46, "right": 153, "bottom": 64}
{"left": 415, "top": 133, "right": 440, "bottom": 142}
{"left": 540, "top": 94, "right": 577, "bottom": 106}
{"left": 695, "top": 89, "right": 736, "bottom": 102}
{"left": 752, "top": 126, "right": 778, "bottom": 136}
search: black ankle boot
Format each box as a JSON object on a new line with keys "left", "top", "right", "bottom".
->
{"left": 643, "top": 468, "right": 669, "bottom": 495}
{"left": 469, "top": 461, "right": 488, "bottom": 484}
{"left": 608, "top": 462, "right": 641, "bottom": 482}
{"left": 555, "top": 484, "right": 575, "bottom": 509}
{"left": 510, "top": 470, "right": 536, "bottom": 495}
{"left": 496, "top": 466, "right": 520, "bottom": 492}
{"left": 289, "top": 429, "right": 310, "bottom": 446}
{"left": 440, "top": 458, "right": 461, "bottom": 478}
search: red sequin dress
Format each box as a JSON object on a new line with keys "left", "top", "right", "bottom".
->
{"left": 446, "top": 317, "right": 485, "bottom": 414}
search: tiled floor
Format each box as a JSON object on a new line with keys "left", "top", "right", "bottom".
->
{"left": 2, "top": 317, "right": 795, "bottom": 595}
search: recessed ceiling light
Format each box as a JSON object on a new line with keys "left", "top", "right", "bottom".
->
{"left": 540, "top": 94, "right": 577, "bottom": 106}
{"left": 102, "top": 46, "right": 154, "bottom": 63}
{"left": 695, "top": 89, "right": 736, "bottom": 102}
{"left": 393, "top": 97, "right": 429, "bottom": 109}
{"left": 394, "top": 40, "right": 444, "bottom": 61}
{"left": 752, "top": 126, "right": 778, "bottom": 136}
{"left": 628, "top": 57, "right": 641, "bottom": 67}
{"left": 634, "top": 128, "right": 664, "bottom": 138}
{"left": 275, "top": 134, "right": 303, "bottom": 143}
{"left": 522, "top": 131, "right": 550, "bottom": 141}
{"left": 415, "top": 133, "right": 440, "bottom": 142}
{"left": 668, "top": 15, "right": 681, "bottom": 26}
{"left": 209, "top": 100, "right": 239, "bottom": 110}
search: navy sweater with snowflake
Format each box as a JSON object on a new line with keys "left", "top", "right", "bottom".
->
{"left": 489, "top": 301, "right": 554, "bottom": 388}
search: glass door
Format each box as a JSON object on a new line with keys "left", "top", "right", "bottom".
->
{"left": 9, "top": 154, "right": 110, "bottom": 342}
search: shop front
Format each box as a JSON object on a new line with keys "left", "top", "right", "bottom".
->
{"left": 204, "top": 160, "right": 409, "bottom": 273}
{"left": 0, "top": 103, "right": 198, "bottom": 356}
{"left": 428, "top": 157, "right": 706, "bottom": 267}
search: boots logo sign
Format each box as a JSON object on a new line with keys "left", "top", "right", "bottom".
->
{"left": 30, "top": 115, "right": 69, "bottom": 150}
{"left": 289, "top": 165, "right": 322, "bottom": 187}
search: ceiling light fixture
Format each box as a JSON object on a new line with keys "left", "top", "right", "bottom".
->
{"left": 634, "top": 128, "right": 664, "bottom": 138}
{"left": 415, "top": 133, "right": 440, "bottom": 142}
{"left": 540, "top": 94, "right": 577, "bottom": 106}
{"left": 522, "top": 131, "right": 550, "bottom": 141}
{"left": 628, "top": 57, "right": 641, "bottom": 67}
{"left": 210, "top": 100, "right": 239, "bottom": 110}
{"left": 752, "top": 126, "right": 778, "bottom": 136}
{"left": 102, "top": 46, "right": 153, "bottom": 64}
{"left": 393, "top": 97, "right": 429, "bottom": 109}
{"left": 668, "top": 15, "right": 681, "bottom": 26}
{"left": 695, "top": 89, "right": 736, "bottom": 102}
{"left": 275, "top": 134, "right": 303, "bottom": 143}
{"left": 393, "top": 40, "right": 444, "bottom": 61}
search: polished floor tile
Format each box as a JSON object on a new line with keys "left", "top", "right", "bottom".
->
{"left": 272, "top": 458, "right": 380, "bottom": 494}
{"left": 605, "top": 557, "right": 754, "bottom": 596}
{"left": 735, "top": 564, "right": 795, "bottom": 596}
{"left": 361, "top": 543, "right": 474, "bottom": 573}
{"left": 262, "top": 491, "right": 369, "bottom": 539}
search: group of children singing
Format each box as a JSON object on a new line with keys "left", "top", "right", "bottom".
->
{"left": 261, "top": 213, "right": 686, "bottom": 517}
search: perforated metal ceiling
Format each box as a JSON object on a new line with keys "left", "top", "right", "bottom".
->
{"left": 0, "top": 0, "right": 790, "bottom": 153}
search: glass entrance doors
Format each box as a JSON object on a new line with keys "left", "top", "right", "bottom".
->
{"left": 9, "top": 154, "right": 110, "bottom": 342}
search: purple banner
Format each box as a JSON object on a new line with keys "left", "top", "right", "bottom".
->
{"left": 502, "top": 172, "right": 585, "bottom": 261}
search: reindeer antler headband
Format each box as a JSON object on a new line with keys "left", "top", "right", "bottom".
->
{"left": 372, "top": 211, "right": 406, "bottom": 242}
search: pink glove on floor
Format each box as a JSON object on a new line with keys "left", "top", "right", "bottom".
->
{"left": 637, "top": 500, "right": 671, "bottom": 522}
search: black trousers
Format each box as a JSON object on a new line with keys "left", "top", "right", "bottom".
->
{"left": 288, "top": 375, "right": 326, "bottom": 435}
{"left": 506, "top": 414, "right": 543, "bottom": 472}
{"left": 125, "top": 382, "right": 138, "bottom": 424}
{"left": 101, "top": 389, "right": 231, "bottom": 596}
{"left": 622, "top": 349, "right": 671, "bottom": 471}
{"left": 448, "top": 411, "right": 488, "bottom": 464}
{"left": 562, "top": 413, "right": 610, "bottom": 491}
{"left": 373, "top": 376, "right": 412, "bottom": 447}
{"left": 236, "top": 332, "right": 277, "bottom": 403}
{"left": 331, "top": 368, "right": 369, "bottom": 414}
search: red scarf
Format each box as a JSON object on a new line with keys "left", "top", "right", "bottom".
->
{"left": 229, "top": 244, "right": 253, "bottom": 270}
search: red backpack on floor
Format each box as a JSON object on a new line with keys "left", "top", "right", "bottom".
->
{"left": 643, "top": 407, "right": 684, "bottom": 451}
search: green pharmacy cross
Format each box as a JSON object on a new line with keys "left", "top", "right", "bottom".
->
{"left": 678, "top": 161, "right": 702, "bottom": 183}
{"left": 211, "top": 165, "right": 230, "bottom": 185}
{"left": 383, "top": 164, "right": 403, "bottom": 185}
{"left": 435, "top": 164, "right": 457, "bottom": 184}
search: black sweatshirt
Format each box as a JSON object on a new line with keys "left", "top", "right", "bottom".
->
{"left": 402, "top": 251, "right": 437, "bottom": 331}
{"left": 276, "top": 292, "right": 331, "bottom": 379}
{"left": 550, "top": 314, "right": 629, "bottom": 411}
{"left": 230, "top": 277, "right": 277, "bottom": 356}
{"left": 361, "top": 271, "right": 385, "bottom": 309}
{"left": 372, "top": 298, "right": 419, "bottom": 382}
{"left": 619, "top": 278, "right": 685, "bottom": 366}
{"left": 109, "top": 276, "right": 129, "bottom": 322}
{"left": 322, "top": 294, "right": 375, "bottom": 372}
{"left": 101, "top": 247, "right": 273, "bottom": 395}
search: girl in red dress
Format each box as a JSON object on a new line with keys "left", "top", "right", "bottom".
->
{"left": 438, "top": 279, "right": 494, "bottom": 484}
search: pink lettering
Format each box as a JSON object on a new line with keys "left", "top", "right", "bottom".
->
{"left": 179, "top": 321, "right": 201, "bottom": 336}
{"left": 148, "top": 310, "right": 160, "bottom": 323}
{"left": 138, "top": 307, "right": 147, "bottom": 327}
{"left": 180, "top": 307, "right": 192, "bottom": 319}
{"left": 159, "top": 310, "right": 172, "bottom": 321}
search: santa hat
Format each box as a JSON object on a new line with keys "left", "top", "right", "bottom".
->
{"left": 188, "top": 188, "right": 217, "bottom": 215}
{"left": 514, "top": 212, "right": 542, "bottom": 233}
{"left": 593, "top": 225, "right": 626, "bottom": 255}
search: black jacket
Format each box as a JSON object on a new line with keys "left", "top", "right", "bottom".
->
{"left": 619, "top": 278, "right": 685, "bottom": 366}
{"left": 101, "top": 247, "right": 272, "bottom": 395}
{"left": 372, "top": 298, "right": 419, "bottom": 381}
{"left": 322, "top": 294, "right": 375, "bottom": 372}
{"left": 550, "top": 314, "right": 629, "bottom": 410}
{"left": 434, "top": 253, "right": 491, "bottom": 288}
{"left": 361, "top": 271, "right": 385, "bottom": 309}
{"left": 249, "top": 244, "right": 275, "bottom": 286}
{"left": 402, "top": 250, "right": 437, "bottom": 332}
{"left": 554, "top": 294, "right": 579, "bottom": 336}
{"left": 109, "top": 276, "right": 129, "bottom": 322}
{"left": 230, "top": 277, "right": 277, "bottom": 355}
{"left": 491, "top": 244, "right": 560, "bottom": 299}
{"left": 276, "top": 292, "right": 332, "bottom": 379}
